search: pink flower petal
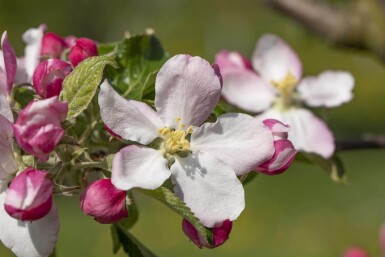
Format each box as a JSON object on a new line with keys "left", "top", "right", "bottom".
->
{"left": 98, "top": 80, "right": 163, "bottom": 145}
{"left": 1, "top": 31, "right": 17, "bottom": 93}
{"left": 171, "top": 151, "right": 245, "bottom": 228}
{"left": 252, "top": 34, "right": 302, "bottom": 83}
{"left": 258, "top": 107, "right": 335, "bottom": 158}
{"left": 221, "top": 68, "right": 275, "bottom": 113}
{"left": 215, "top": 51, "right": 253, "bottom": 71}
{"left": 190, "top": 113, "right": 274, "bottom": 176}
{"left": 0, "top": 114, "right": 17, "bottom": 179}
{"left": 155, "top": 55, "right": 221, "bottom": 128}
{"left": 111, "top": 145, "right": 171, "bottom": 191}
{"left": 298, "top": 71, "right": 355, "bottom": 108}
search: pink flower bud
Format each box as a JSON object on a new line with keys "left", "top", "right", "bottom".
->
{"left": 343, "top": 247, "right": 369, "bottom": 257}
{"left": 68, "top": 38, "right": 98, "bottom": 67}
{"left": 4, "top": 168, "right": 53, "bottom": 221}
{"left": 182, "top": 219, "right": 232, "bottom": 249}
{"left": 13, "top": 97, "right": 68, "bottom": 162}
{"left": 256, "top": 119, "right": 297, "bottom": 175}
{"left": 215, "top": 51, "right": 253, "bottom": 72}
{"left": 32, "top": 59, "right": 72, "bottom": 98}
{"left": 80, "top": 179, "right": 128, "bottom": 224}
{"left": 41, "top": 32, "right": 68, "bottom": 59}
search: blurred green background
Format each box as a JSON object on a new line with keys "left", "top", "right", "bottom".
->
{"left": 1, "top": 0, "right": 385, "bottom": 256}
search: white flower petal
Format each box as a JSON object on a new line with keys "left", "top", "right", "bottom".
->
{"left": 171, "top": 151, "right": 245, "bottom": 228}
{"left": 252, "top": 34, "right": 302, "bottom": 83}
{"left": 257, "top": 107, "right": 335, "bottom": 158}
{"left": 155, "top": 55, "right": 221, "bottom": 128}
{"left": 111, "top": 145, "right": 171, "bottom": 191}
{"left": 99, "top": 80, "right": 163, "bottom": 145}
{"left": 297, "top": 71, "right": 355, "bottom": 108}
{"left": 0, "top": 115, "right": 17, "bottom": 179}
{"left": 0, "top": 93, "right": 12, "bottom": 122}
{"left": 221, "top": 68, "right": 275, "bottom": 113}
{"left": 0, "top": 193, "right": 59, "bottom": 257}
{"left": 190, "top": 113, "right": 274, "bottom": 176}
{"left": 22, "top": 24, "right": 46, "bottom": 82}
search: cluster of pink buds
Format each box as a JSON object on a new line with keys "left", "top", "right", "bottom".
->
{"left": 32, "top": 27, "right": 98, "bottom": 98}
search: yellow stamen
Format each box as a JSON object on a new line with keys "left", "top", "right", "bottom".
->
{"left": 158, "top": 125, "right": 193, "bottom": 155}
{"left": 271, "top": 71, "right": 298, "bottom": 94}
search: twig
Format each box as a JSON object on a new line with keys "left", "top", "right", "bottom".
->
{"left": 336, "top": 134, "right": 385, "bottom": 151}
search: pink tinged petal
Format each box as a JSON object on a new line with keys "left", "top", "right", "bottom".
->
{"left": 41, "top": 32, "right": 68, "bottom": 59}
{"left": 64, "top": 36, "right": 77, "bottom": 48}
{"left": 4, "top": 168, "right": 54, "bottom": 221}
{"left": 298, "top": 71, "right": 355, "bottom": 108}
{"left": 104, "top": 124, "right": 122, "bottom": 138}
{"left": 190, "top": 113, "right": 275, "bottom": 176}
{"left": 14, "top": 96, "right": 67, "bottom": 161}
{"left": 252, "top": 34, "right": 302, "bottom": 83}
{"left": 14, "top": 57, "right": 29, "bottom": 86}
{"left": 263, "top": 118, "right": 290, "bottom": 140}
{"left": 171, "top": 152, "right": 245, "bottom": 228}
{"left": 343, "top": 248, "right": 370, "bottom": 257}
{"left": 111, "top": 145, "right": 171, "bottom": 191}
{"left": 258, "top": 108, "right": 335, "bottom": 158}
{"left": 68, "top": 38, "right": 98, "bottom": 67}
{"left": 256, "top": 139, "right": 297, "bottom": 175}
{"left": 182, "top": 219, "right": 233, "bottom": 249}
{"left": 33, "top": 59, "right": 72, "bottom": 98}
{"left": 221, "top": 68, "right": 275, "bottom": 113}
{"left": 22, "top": 24, "right": 46, "bottom": 82}
{"left": 1, "top": 31, "right": 17, "bottom": 93}
{"left": 0, "top": 193, "right": 59, "bottom": 257}
{"left": 80, "top": 179, "right": 128, "bottom": 224}
{"left": 155, "top": 55, "right": 221, "bottom": 128}
{"left": 98, "top": 80, "right": 163, "bottom": 144}
{"left": 0, "top": 92, "right": 13, "bottom": 122}
{"left": 215, "top": 51, "right": 253, "bottom": 72}
{"left": 0, "top": 115, "right": 17, "bottom": 179}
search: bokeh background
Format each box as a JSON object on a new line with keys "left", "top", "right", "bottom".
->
{"left": 1, "top": 0, "right": 385, "bottom": 256}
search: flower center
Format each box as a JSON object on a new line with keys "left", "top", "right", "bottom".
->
{"left": 159, "top": 118, "right": 193, "bottom": 157}
{"left": 271, "top": 71, "right": 299, "bottom": 111}
{"left": 271, "top": 71, "right": 298, "bottom": 96}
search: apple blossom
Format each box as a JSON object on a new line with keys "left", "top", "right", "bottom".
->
{"left": 182, "top": 219, "right": 232, "bottom": 248}
{"left": 69, "top": 38, "right": 98, "bottom": 67}
{"left": 41, "top": 32, "right": 68, "bottom": 59}
{"left": 33, "top": 59, "right": 72, "bottom": 98}
{"left": 14, "top": 96, "right": 68, "bottom": 161}
{"left": 99, "top": 54, "right": 275, "bottom": 228}
{"left": 216, "top": 34, "right": 354, "bottom": 158}
{"left": 4, "top": 168, "right": 54, "bottom": 221}
{"left": 80, "top": 178, "right": 128, "bottom": 224}
{"left": 256, "top": 119, "right": 296, "bottom": 175}
{"left": 0, "top": 31, "right": 17, "bottom": 95}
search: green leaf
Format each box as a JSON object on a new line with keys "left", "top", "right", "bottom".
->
{"left": 303, "top": 153, "right": 347, "bottom": 184}
{"left": 111, "top": 33, "right": 167, "bottom": 100}
{"left": 60, "top": 55, "right": 117, "bottom": 120}
{"left": 97, "top": 41, "right": 119, "bottom": 55}
{"left": 110, "top": 225, "right": 122, "bottom": 254}
{"left": 119, "top": 194, "right": 139, "bottom": 230}
{"left": 113, "top": 224, "right": 158, "bottom": 257}
{"left": 139, "top": 187, "right": 212, "bottom": 245}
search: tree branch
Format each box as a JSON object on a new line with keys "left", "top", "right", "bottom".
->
{"left": 265, "top": 0, "right": 385, "bottom": 62}
{"left": 336, "top": 134, "right": 385, "bottom": 151}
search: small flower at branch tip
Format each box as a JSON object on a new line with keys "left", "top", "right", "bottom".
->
{"left": 4, "top": 167, "right": 54, "bottom": 221}
{"left": 32, "top": 58, "right": 72, "bottom": 98}
{"left": 342, "top": 247, "right": 370, "bottom": 257}
{"left": 80, "top": 178, "right": 128, "bottom": 224}
{"left": 182, "top": 219, "right": 233, "bottom": 249}
{"left": 69, "top": 37, "right": 98, "bottom": 67}
{"left": 41, "top": 32, "right": 68, "bottom": 59}
{"left": 13, "top": 96, "right": 68, "bottom": 162}
{"left": 256, "top": 119, "right": 297, "bottom": 175}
